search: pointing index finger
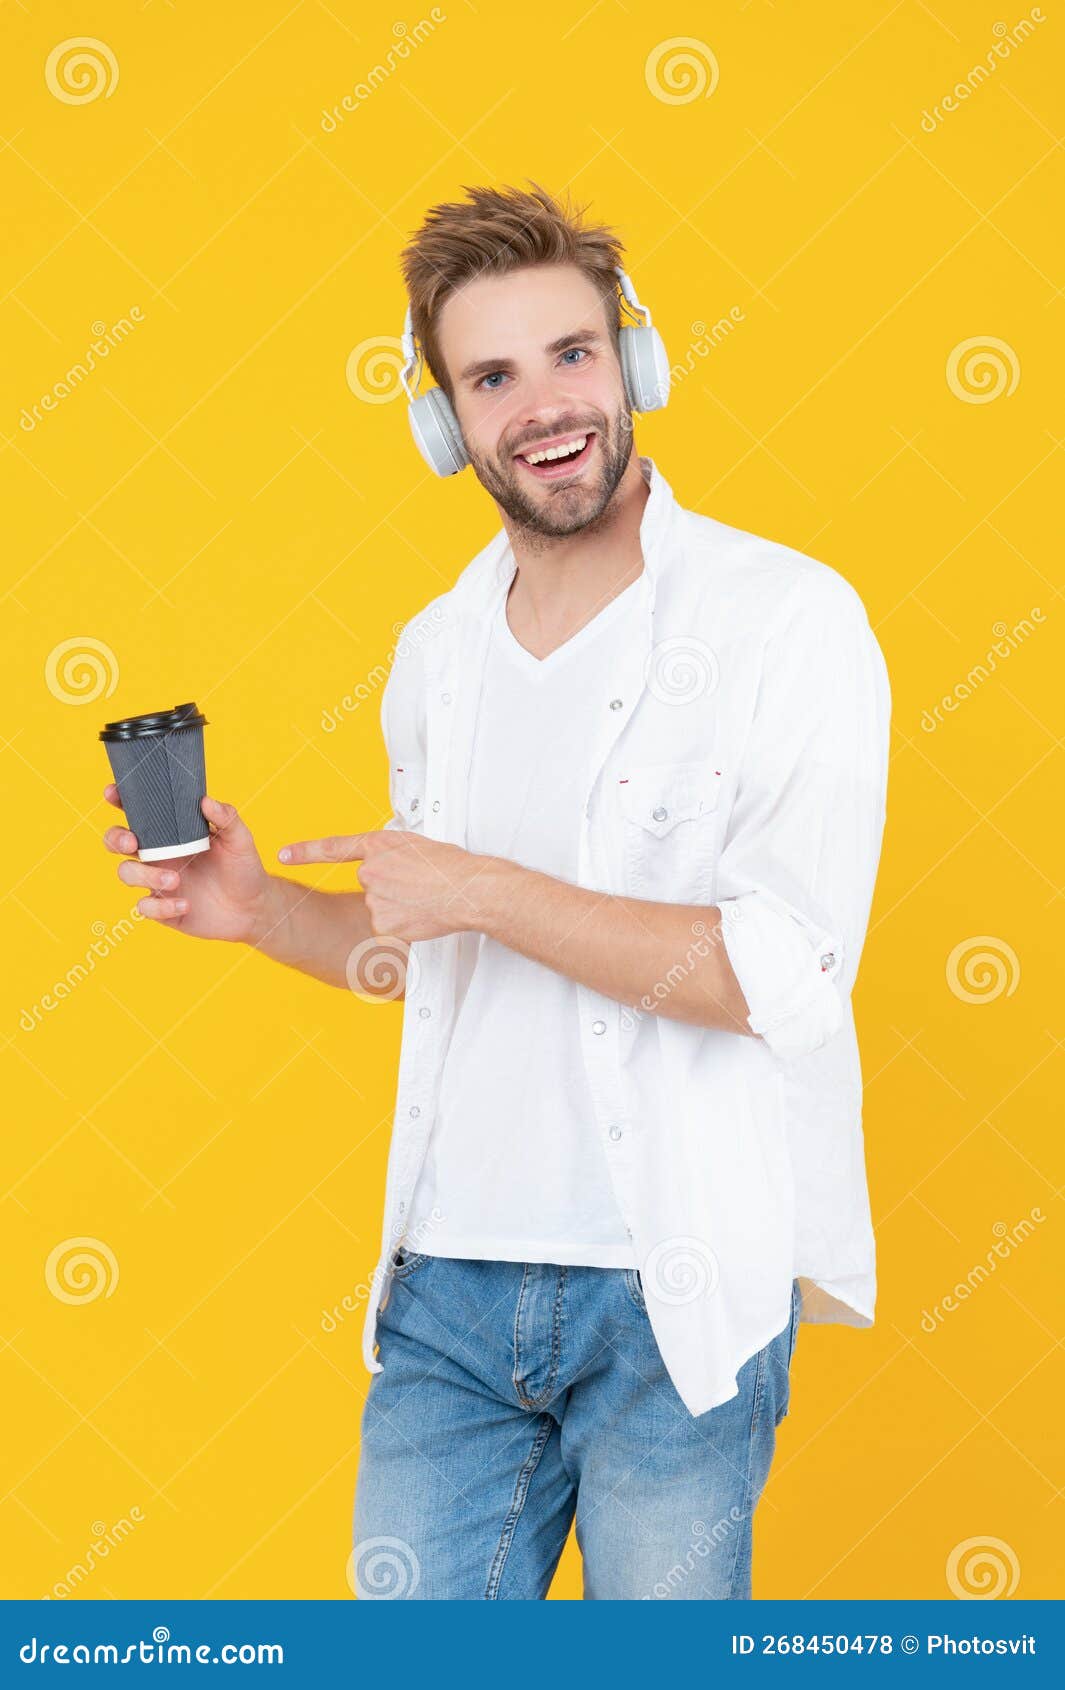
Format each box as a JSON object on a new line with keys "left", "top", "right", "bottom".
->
{"left": 277, "top": 832, "right": 376, "bottom": 866}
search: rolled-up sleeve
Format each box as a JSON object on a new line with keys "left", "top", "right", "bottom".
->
{"left": 715, "top": 568, "right": 891, "bottom": 1062}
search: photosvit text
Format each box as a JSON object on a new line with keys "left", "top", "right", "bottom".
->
{"left": 730, "top": 1634, "right": 1037, "bottom": 1656}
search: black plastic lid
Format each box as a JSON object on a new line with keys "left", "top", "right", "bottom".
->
{"left": 100, "top": 701, "right": 209, "bottom": 742}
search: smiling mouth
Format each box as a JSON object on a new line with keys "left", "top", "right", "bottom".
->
{"left": 514, "top": 432, "right": 596, "bottom": 480}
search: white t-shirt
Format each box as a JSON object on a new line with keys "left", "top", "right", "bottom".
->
{"left": 405, "top": 571, "right": 650, "bottom": 1267}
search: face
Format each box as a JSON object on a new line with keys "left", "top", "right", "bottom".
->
{"left": 435, "top": 263, "right": 634, "bottom": 538}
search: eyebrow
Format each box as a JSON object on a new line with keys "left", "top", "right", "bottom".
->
{"left": 457, "top": 329, "right": 606, "bottom": 387}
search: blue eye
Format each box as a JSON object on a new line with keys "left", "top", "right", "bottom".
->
{"left": 477, "top": 348, "right": 588, "bottom": 390}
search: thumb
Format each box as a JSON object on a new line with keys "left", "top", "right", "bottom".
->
{"left": 201, "top": 794, "right": 256, "bottom": 851}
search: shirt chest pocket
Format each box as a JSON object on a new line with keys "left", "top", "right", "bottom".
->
{"left": 616, "top": 761, "right": 722, "bottom": 902}
{"left": 390, "top": 763, "right": 427, "bottom": 832}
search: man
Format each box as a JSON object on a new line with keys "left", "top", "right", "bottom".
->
{"left": 102, "top": 182, "right": 890, "bottom": 1601}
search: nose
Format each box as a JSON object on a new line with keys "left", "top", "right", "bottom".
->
{"left": 516, "top": 364, "right": 576, "bottom": 427}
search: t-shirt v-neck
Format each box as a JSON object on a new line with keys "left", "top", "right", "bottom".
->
{"left": 497, "top": 568, "right": 648, "bottom": 677}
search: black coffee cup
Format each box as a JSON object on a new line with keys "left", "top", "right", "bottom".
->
{"left": 100, "top": 702, "right": 210, "bottom": 861}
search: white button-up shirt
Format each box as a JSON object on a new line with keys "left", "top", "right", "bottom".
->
{"left": 361, "top": 455, "right": 891, "bottom": 1417}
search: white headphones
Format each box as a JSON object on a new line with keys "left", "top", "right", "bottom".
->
{"left": 399, "top": 266, "right": 670, "bottom": 478}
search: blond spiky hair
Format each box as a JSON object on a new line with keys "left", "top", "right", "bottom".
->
{"left": 400, "top": 179, "right": 626, "bottom": 401}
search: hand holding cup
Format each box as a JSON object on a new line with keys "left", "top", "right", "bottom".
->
{"left": 102, "top": 787, "right": 279, "bottom": 943}
{"left": 100, "top": 702, "right": 277, "bottom": 943}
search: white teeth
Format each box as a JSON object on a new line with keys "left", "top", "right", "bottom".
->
{"left": 522, "top": 434, "right": 588, "bottom": 466}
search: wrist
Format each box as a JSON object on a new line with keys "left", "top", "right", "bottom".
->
{"left": 246, "top": 873, "right": 292, "bottom": 949}
{"left": 468, "top": 854, "right": 528, "bottom": 940}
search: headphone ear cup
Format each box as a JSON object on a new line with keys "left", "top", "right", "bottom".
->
{"left": 619, "top": 324, "right": 671, "bottom": 413}
{"left": 408, "top": 387, "right": 469, "bottom": 476}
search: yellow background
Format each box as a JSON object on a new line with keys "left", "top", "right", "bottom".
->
{"left": 3, "top": 0, "right": 1061, "bottom": 1601}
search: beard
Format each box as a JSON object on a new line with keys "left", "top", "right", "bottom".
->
{"left": 464, "top": 404, "right": 635, "bottom": 544}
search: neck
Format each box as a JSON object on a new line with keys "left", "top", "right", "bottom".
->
{"left": 500, "top": 453, "right": 651, "bottom": 651}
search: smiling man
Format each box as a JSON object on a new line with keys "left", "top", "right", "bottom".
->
{"left": 103, "top": 182, "right": 890, "bottom": 1601}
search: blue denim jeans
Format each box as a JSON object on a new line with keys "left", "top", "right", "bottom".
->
{"left": 352, "top": 1252, "right": 801, "bottom": 1600}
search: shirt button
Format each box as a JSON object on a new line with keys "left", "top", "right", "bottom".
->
{"left": 592, "top": 1019, "right": 606, "bottom": 1035}
{"left": 409, "top": 1105, "right": 421, "bottom": 1119}
{"left": 652, "top": 805, "right": 668, "bottom": 822}
{"left": 820, "top": 952, "right": 836, "bottom": 971}
{"left": 609, "top": 698, "right": 624, "bottom": 711}
{"left": 609, "top": 1125, "right": 623, "bottom": 1141}
{"left": 418, "top": 1006, "right": 431, "bottom": 1019}
{"left": 441, "top": 692, "right": 452, "bottom": 704}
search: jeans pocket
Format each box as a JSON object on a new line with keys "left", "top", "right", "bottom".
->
{"left": 391, "top": 1246, "right": 431, "bottom": 1282}
{"left": 623, "top": 1266, "right": 647, "bottom": 1313}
